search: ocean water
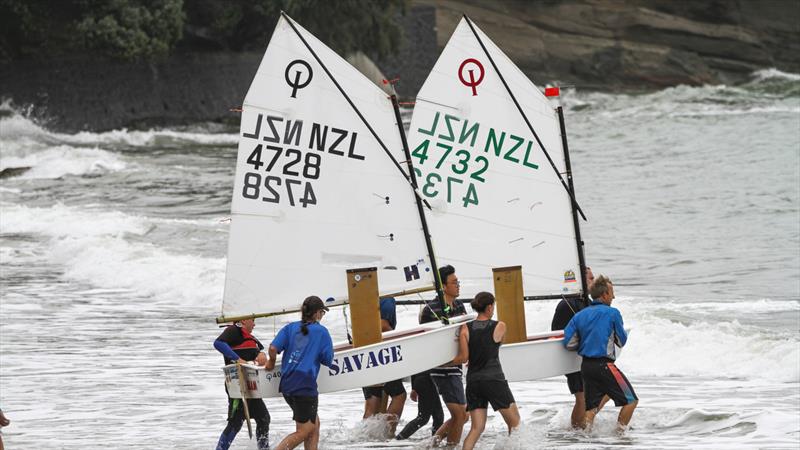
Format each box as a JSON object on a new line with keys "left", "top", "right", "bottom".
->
{"left": 1, "top": 69, "right": 798, "bottom": 449}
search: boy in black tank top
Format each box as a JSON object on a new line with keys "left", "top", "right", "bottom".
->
{"left": 452, "top": 292, "right": 520, "bottom": 450}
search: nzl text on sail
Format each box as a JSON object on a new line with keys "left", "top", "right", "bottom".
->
{"left": 239, "top": 113, "right": 365, "bottom": 208}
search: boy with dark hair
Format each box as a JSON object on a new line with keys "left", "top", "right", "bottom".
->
{"left": 419, "top": 265, "right": 468, "bottom": 445}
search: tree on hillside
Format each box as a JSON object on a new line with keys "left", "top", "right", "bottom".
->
{"left": 0, "top": 0, "right": 407, "bottom": 62}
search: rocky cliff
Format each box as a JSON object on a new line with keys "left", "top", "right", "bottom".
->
{"left": 415, "top": 0, "right": 799, "bottom": 90}
{"left": 1, "top": 0, "right": 797, "bottom": 132}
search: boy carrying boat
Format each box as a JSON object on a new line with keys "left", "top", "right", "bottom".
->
{"left": 213, "top": 318, "right": 271, "bottom": 450}
{"left": 419, "top": 265, "right": 468, "bottom": 445}
{"left": 362, "top": 297, "right": 407, "bottom": 436}
{"left": 563, "top": 275, "right": 638, "bottom": 432}
{"left": 453, "top": 292, "right": 520, "bottom": 450}
{"left": 266, "top": 296, "right": 334, "bottom": 450}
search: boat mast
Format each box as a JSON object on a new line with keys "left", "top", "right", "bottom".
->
{"left": 462, "top": 15, "right": 587, "bottom": 221}
{"left": 557, "top": 106, "right": 590, "bottom": 304}
{"left": 390, "top": 95, "right": 445, "bottom": 303}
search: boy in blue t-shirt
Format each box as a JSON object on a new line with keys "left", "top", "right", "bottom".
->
{"left": 267, "top": 296, "right": 334, "bottom": 449}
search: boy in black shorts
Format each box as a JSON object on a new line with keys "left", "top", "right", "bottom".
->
{"left": 420, "top": 266, "right": 468, "bottom": 445}
{"left": 564, "top": 276, "right": 638, "bottom": 432}
{"left": 453, "top": 292, "right": 520, "bottom": 450}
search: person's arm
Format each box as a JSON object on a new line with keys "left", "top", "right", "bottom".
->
{"left": 493, "top": 321, "right": 507, "bottom": 343}
{"left": 265, "top": 345, "right": 278, "bottom": 370}
{"left": 563, "top": 317, "right": 580, "bottom": 351}
{"left": 380, "top": 319, "right": 393, "bottom": 332}
{"left": 265, "top": 326, "right": 288, "bottom": 371}
{"left": 614, "top": 309, "right": 628, "bottom": 347}
{"left": 320, "top": 330, "right": 334, "bottom": 368}
{"left": 551, "top": 301, "right": 568, "bottom": 331}
{"left": 452, "top": 323, "right": 469, "bottom": 364}
{"left": 213, "top": 339, "right": 243, "bottom": 363}
{"left": 419, "top": 304, "right": 436, "bottom": 324}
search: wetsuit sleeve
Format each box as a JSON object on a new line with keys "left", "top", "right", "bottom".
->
{"left": 551, "top": 301, "right": 570, "bottom": 331}
{"left": 214, "top": 340, "right": 241, "bottom": 362}
{"left": 563, "top": 316, "right": 580, "bottom": 351}
{"left": 614, "top": 309, "right": 628, "bottom": 347}
{"left": 319, "top": 329, "right": 334, "bottom": 368}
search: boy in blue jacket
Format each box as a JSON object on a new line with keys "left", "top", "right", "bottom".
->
{"left": 563, "top": 275, "right": 638, "bottom": 432}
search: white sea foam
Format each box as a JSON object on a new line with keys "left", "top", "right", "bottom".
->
{"left": 51, "top": 235, "right": 224, "bottom": 309}
{"left": 0, "top": 110, "right": 238, "bottom": 148}
{"left": 751, "top": 68, "right": 800, "bottom": 82}
{"left": 0, "top": 203, "right": 224, "bottom": 308}
{"left": 467, "top": 299, "right": 800, "bottom": 383}
{"left": 0, "top": 145, "right": 127, "bottom": 178}
{"left": 0, "top": 203, "right": 150, "bottom": 237}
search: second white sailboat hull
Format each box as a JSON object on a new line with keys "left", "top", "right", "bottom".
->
{"left": 500, "top": 329, "right": 628, "bottom": 382}
{"left": 499, "top": 331, "right": 581, "bottom": 381}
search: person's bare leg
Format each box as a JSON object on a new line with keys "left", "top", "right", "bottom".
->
{"left": 275, "top": 420, "right": 315, "bottom": 450}
{"left": 363, "top": 396, "right": 380, "bottom": 419}
{"left": 498, "top": 403, "right": 520, "bottom": 433}
{"left": 304, "top": 416, "right": 320, "bottom": 450}
{"left": 597, "top": 395, "right": 610, "bottom": 413}
{"left": 385, "top": 393, "right": 407, "bottom": 435}
{"left": 462, "top": 409, "right": 486, "bottom": 450}
{"left": 444, "top": 402, "right": 467, "bottom": 445}
{"left": 434, "top": 418, "right": 452, "bottom": 443}
{"left": 584, "top": 407, "right": 599, "bottom": 432}
{"left": 616, "top": 400, "right": 637, "bottom": 433}
{"left": 571, "top": 392, "right": 586, "bottom": 429}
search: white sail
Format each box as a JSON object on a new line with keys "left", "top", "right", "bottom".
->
{"left": 408, "top": 17, "right": 583, "bottom": 299}
{"left": 222, "top": 15, "right": 434, "bottom": 319}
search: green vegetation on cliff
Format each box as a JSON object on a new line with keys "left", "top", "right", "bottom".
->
{"left": 0, "top": 0, "right": 406, "bottom": 62}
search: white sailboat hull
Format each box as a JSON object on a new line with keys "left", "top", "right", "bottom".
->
{"left": 500, "top": 329, "right": 629, "bottom": 382}
{"left": 225, "top": 317, "right": 472, "bottom": 398}
{"left": 499, "top": 330, "right": 581, "bottom": 381}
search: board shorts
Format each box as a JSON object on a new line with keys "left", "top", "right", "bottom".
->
{"left": 432, "top": 375, "right": 466, "bottom": 405}
{"left": 227, "top": 397, "right": 270, "bottom": 422}
{"left": 581, "top": 358, "right": 638, "bottom": 410}
{"left": 283, "top": 395, "right": 318, "bottom": 423}
{"left": 565, "top": 371, "right": 584, "bottom": 394}
{"left": 465, "top": 378, "right": 515, "bottom": 411}
{"left": 362, "top": 378, "right": 406, "bottom": 399}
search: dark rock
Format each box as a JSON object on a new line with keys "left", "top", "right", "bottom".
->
{"left": 0, "top": 167, "right": 31, "bottom": 179}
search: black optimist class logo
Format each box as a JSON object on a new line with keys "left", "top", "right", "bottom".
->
{"left": 458, "top": 58, "right": 485, "bottom": 96}
{"left": 285, "top": 59, "right": 313, "bottom": 98}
